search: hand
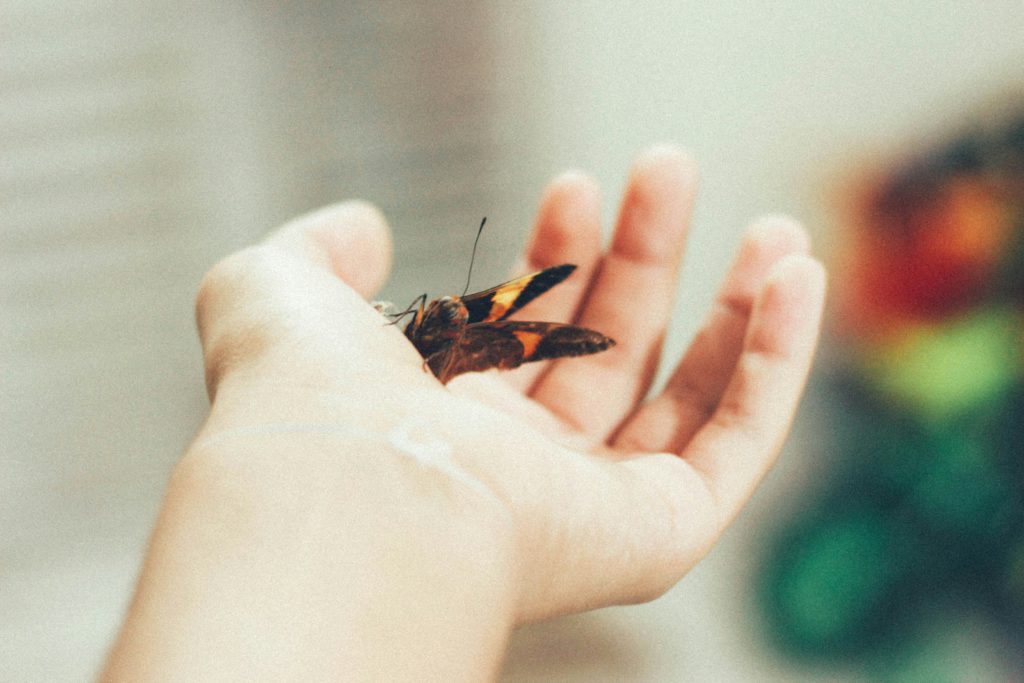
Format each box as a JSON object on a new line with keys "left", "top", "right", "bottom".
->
{"left": 104, "top": 146, "right": 825, "bottom": 681}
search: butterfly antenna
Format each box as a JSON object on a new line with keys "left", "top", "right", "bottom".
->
{"left": 461, "top": 216, "right": 487, "bottom": 297}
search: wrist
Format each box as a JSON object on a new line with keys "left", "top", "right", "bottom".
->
{"left": 107, "top": 429, "right": 518, "bottom": 681}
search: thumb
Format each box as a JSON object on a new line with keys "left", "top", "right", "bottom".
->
{"left": 263, "top": 200, "right": 392, "bottom": 299}
{"left": 195, "top": 202, "right": 398, "bottom": 400}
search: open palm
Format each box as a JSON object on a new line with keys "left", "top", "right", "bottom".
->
{"left": 194, "top": 146, "right": 825, "bottom": 623}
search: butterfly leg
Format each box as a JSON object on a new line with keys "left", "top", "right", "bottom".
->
{"left": 422, "top": 350, "right": 450, "bottom": 383}
{"left": 386, "top": 293, "right": 428, "bottom": 326}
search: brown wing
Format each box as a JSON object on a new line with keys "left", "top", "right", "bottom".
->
{"left": 462, "top": 264, "right": 576, "bottom": 324}
{"left": 437, "top": 320, "right": 615, "bottom": 383}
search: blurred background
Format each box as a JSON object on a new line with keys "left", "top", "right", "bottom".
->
{"left": 2, "top": 1, "right": 1023, "bottom": 680}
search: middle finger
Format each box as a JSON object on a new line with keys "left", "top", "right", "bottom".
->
{"left": 529, "top": 145, "right": 697, "bottom": 439}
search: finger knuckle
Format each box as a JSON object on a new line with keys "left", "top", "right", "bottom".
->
{"left": 338, "top": 198, "right": 386, "bottom": 225}
{"left": 194, "top": 246, "right": 280, "bottom": 397}
{"left": 195, "top": 246, "right": 277, "bottom": 327}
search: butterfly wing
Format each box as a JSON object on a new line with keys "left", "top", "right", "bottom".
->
{"left": 437, "top": 320, "right": 615, "bottom": 383}
{"left": 461, "top": 264, "right": 576, "bottom": 324}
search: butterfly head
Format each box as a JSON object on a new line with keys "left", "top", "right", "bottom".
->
{"left": 421, "top": 296, "right": 469, "bottom": 332}
{"left": 401, "top": 295, "right": 469, "bottom": 361}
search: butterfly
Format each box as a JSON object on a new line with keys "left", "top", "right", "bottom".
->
{"left": 394, "top": 263, "right": 616, "bottom": 384}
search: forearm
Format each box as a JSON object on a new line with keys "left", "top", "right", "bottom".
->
{"left": 101, "top": 433, "right": 516, "bottom": 682}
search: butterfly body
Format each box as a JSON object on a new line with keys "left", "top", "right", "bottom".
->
{"left": 400, "top": 264, "right": 615, "bottom": 384}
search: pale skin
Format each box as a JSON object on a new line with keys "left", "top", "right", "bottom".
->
{"left": 101, "top": 146, "right": 826, "bottom": 682}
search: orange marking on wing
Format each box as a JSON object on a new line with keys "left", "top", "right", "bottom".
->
{"left": 512, "top": 330, "right": 543, "bottom": 358}
{"left": 487, "top": 281, "right": 529, "bottom": 320}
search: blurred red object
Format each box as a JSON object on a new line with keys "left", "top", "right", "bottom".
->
{"left": 842, "top": 173, "right": 1014, "bottom": 340}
